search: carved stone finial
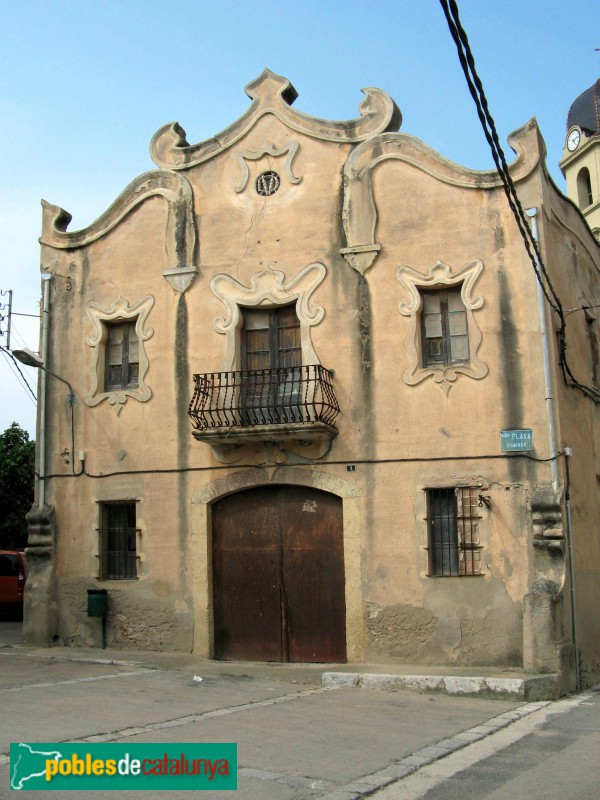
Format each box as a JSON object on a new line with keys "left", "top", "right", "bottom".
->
{"left": 163, "top": 266, "right": 198, "bottom": 294}
{"left": 244, "top": 68, "right": 299, "bottom": 106}
{"left": 23, "top": 503, "right": 59, "bottom": 647}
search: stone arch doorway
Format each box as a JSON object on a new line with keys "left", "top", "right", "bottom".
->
{"left": 212, "top": 484, "right": 346, "bottom": 662}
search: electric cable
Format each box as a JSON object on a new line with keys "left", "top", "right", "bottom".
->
{"left": 0, "top": 346, "right": 37, "bottom": 403}
{"left": 36, "top": 448, "right": 565, "bottom": 481}
{"left": 439, "top": 0, "right": 560, "bottom": 312}
{"left": 439, "top": 0, "right": 600, "bottom": 404}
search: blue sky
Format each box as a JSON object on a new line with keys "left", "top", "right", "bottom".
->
{"left": 1, "top": 0, "right": 598, "bottom": 436}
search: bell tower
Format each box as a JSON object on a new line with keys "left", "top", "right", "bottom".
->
{"left": 559, "top": 79, "right": 600, "bottom": 241}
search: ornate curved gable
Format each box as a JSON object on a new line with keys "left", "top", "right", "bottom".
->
{"left": 341, "top": 119, "right": 545, "bottom": 275}
{"left": 40, "top": 171, "right": 197, "bottom": 291}
{"left": 150, "top": 68, "right": 402, "bottom": 170}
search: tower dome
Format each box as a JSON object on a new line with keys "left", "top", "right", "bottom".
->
{"left": 566, "top": 79, "right": 600, "bottom": 136}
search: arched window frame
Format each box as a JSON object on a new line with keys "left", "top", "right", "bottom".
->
{"left": 577, "top": 167, "right": 593, "bottom": 209}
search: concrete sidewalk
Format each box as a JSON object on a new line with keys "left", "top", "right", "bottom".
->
{"left": 4, "top": 636, "right": 560, "bottom": 700}
{"left": 0, "top": 624, "right": 588, "bottom": 800}
{"left": 0, "top": 647, "right": 551, "bottom": 800}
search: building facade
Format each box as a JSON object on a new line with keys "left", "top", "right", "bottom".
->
{"left": 24, "top": 71, "right": 600, "bottom": 691}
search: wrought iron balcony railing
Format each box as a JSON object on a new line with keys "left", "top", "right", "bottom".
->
{"left": 189, "top": 365, "right": 339, "bottom": 434}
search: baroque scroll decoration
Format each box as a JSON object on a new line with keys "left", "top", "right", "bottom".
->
{"left": 210, "top": 263, "right": 326, "bottom": 371}
{"left": 150, "top": 69, "right": 401, "bottom": 170}
{"left": 40, "top": 172, "right": 196, "bottom": 267}
{"left": 85, "top": 295, "right": 155, "bottom": 414}
{"left": 234, "top": 142, "right": 302, "bottom": 193}
{"left": 341, "top": 120, "right": 543, "bottom": 275}
{"left": 40, "top": 171, "right": 198, "bottom": 295}
{"left": 397, "top": 260, "right": 488, "bottom": 395}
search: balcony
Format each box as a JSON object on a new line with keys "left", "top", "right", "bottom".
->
{"left": 189, "top": 365, "right": 339, "bottom": 448}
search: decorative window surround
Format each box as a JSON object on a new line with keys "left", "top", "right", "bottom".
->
{"left": 86, "top": 295, "right": 154, "bottom": 414}
{"left": 234, "top": 142, "right": 301, "bottom": 193}
{"left": 200, "top": 264, "right": 329, "bottom": 464}
{"left": 210, "top": 264, "right": 326, "bottom": 372}
{"left": 397, "top": 260, "right": 487, "bottom": 394}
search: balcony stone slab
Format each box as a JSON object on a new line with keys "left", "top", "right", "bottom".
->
{"left": 192, "top": 421, "right": 338, "bottom": 464}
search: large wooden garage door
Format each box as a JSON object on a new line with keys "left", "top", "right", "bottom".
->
{"left": 212, "top": 485, "right": 346, "bottom": 663}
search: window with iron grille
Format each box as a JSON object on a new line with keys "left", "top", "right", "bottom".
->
{"left": 421, "top": 287, "right": 469, "bottom": 368}
{"left": 105, "top": 320, "right": 139, "bottom": 391}
{"left": 426, "top": 487, "right": 482, "bottom": 576}
{"left": 99, "top": 502, "right": 137, "bottom": 580}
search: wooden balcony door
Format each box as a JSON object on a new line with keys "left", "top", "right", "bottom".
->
{"left": 212, "top": 485, "right": 347, "bottom": 663}
{"left": 241, "top": 305, "right": 302, "bottom": 423}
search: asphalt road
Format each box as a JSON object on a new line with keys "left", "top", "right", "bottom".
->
{"left": 373, "top": 692, "right": 600, "bottom": 800}
{"left": 1, "top": 620, "right": 598, "bottom": 799}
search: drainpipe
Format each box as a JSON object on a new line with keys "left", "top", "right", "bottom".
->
{"left": 527, "top": 208, "right": 580, "bottom": 691}
{"left": 527, "top": 208, "right": 559, "bottom": 490}
{"left": 564, "top": 447, "right": 581, "bottom": 691}
{"left": 38, "top": 274, "right": 52, "bottom": 508}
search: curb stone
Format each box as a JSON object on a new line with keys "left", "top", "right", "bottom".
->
{"left": 321, "top": 671, "right": 560, "bottom": 700}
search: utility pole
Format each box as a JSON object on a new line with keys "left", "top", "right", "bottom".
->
{"left": 0, "top": 289, "right": 41, "bottom": 350}
{"left": 0, "top": 289, "right": 13, "bottom": 349}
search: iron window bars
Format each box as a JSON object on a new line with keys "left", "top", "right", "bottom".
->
{"left": 426, "top": 486, "right": 482, "bottom": 576}
{"left": 99, "top": 502, "right": 137, "bottom": 580}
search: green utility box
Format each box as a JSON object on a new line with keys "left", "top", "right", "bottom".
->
{"left": 87, "top": 589, "right": 108, "bottom": 618}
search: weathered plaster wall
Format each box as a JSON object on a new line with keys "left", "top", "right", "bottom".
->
{"left": 539, "top": 195, "right": 600, "bottom": 686}
{"left": 31, "top": 75, "right": 600, "bottom": 683}
{"left": 357, "top": 466, "right": 529, "bottom": 666}
{"left": 57, "top": 577, "right": 193, "bottom": 651}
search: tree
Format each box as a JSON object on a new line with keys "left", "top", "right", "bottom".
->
{"left": 0, "top": 423, "right": 35, "bottom": 550}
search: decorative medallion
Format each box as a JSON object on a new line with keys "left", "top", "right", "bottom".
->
{"left": 256, "top": 171, "right": 280, "bottom": 196}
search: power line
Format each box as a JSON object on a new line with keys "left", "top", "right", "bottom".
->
{"left": 7, "top": 318, "right": 33, "bottom": 350}
{"left": 38, "top": 448, "right": 566, "bottom": 481}
{"left": 439, "top": 0, "right": 600, "bottom": 404}
{"left": 0, "top": 346, "right": 37, "bottom": 403}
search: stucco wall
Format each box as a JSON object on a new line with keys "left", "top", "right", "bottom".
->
{"left": 29, "top": 74, "right": 600, "bottom": 685}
